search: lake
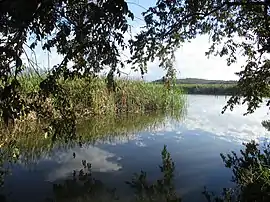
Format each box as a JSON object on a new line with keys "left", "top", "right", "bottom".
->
{"left": 1, "top": 95, "right": 270, "bottom": 202}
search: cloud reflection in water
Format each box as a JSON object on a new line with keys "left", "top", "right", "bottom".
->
{"left": 147, "top": 95, "right": 270, "bottom": 144}
{"left": 46, "top": 145, "right": 122, "bottom": 181}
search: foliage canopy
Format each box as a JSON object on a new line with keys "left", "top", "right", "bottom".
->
{"left": 130, "top": 0, "right": 270, "bottom": 115}
{"left": 0, "top": 0, "right": 135, "bottom": 126}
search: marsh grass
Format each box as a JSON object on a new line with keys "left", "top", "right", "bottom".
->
{"left": 60, "top": 77, "right": 185, "bottom": 116}
{"left": 0, "top": 73, "right": 186, "bottom": 201}
{"left": 17, "top": 74, "right": 185, "bottom": 119}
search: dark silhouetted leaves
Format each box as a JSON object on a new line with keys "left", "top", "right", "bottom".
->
{"left": 0, "top": 0, "right": 134, "bottom": 128}
{"left": 131, "top": 0, "right": 270, "bottom": 115}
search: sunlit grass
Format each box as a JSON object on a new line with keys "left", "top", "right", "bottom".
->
{"left": 18, "top": 74, "right": 185, "bottom": 117}
{"left": 60, "top": 77, "right": 185, "bottom": 116}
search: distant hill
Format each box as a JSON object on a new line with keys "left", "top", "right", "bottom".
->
{"left": 153, "top": 78, "right": 237, "bottom": 85}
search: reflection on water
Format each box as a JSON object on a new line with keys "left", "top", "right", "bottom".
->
{"left": 0, "top": 95, "right": 270, "bottom": 202}
{"left": 182, "top": 95, "right": 270, "bottom": 143}
{"left": 46, "top": 146, "right": 122, "bottom": 181}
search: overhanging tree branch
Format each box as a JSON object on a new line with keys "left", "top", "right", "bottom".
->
{"left": 166, "top": 3, "right": 228, "bottom": 36}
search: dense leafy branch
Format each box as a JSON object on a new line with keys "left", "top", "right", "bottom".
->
{"left": 0, "top": 0, "right": 135, "bottom": 129}
{"left": 130, "top": 0, "right": 270, "bottom": 115}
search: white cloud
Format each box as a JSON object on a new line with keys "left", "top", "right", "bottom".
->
{"left": 21, "top": 5, "right": 247, "bottom": 82}
{"left": 43, "top": 134, "right": 147, "bottom": 181}
{"left": 135, "top": 35, "right": 247, "bottom": 81}
{"left": 173, "top": 35, "right": 246, "bottom": 81}
{"left": 28, "top": 34, "right": 246, "bottom": 81}
{"left": 45, "top": 145, "right": 122, "bottom": 181}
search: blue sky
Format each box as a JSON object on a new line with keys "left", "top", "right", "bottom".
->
{"left": 22, "top": 0, "right": 246, "bottom": 81}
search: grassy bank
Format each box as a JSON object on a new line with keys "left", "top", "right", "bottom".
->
{"left": 62, "top": 77, "right": 185, "bottom": 115}
{"left": 179, "top": 84, "right": 237, "bottom": 95}
{"left": 0, "top": 74, "right": 186, "bottom": 157}
{"left": 18, "top": 75, "right": 185, "bottom": 119}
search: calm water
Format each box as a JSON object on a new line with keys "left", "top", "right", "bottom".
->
{"left": 2, "top": 95, "right": 270, "bottom": 202}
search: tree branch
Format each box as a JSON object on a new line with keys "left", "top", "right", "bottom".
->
{"left": 166, "top": 3, "right": 227, "bottom": 36}
{"left": 165, "top": 1, "right": 270, "bottom": 37}
{"left": 126, "top": 1, "right": 148, "bottom": 11}
{"left": 227, "top": 1, "right": 270, "bottom": 6}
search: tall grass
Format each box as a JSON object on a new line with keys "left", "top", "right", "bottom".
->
{"left": 18, "top": 75, "right": 185, "bottom": 117}
{"left": 29, "top": 77, "right": 184, "bottom": 115}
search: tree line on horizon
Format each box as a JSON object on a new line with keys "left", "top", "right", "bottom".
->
{"left": 153, "top": 78, "right": 237, "bottom": 85}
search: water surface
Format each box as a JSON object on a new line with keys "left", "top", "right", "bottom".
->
{"left": 2, "top": 95, "right": 270, "bottom": 202}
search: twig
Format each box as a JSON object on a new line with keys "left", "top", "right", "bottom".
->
{"left": 22, "top": 45, "right": 42, "bottom": 78}
{"left": 126, "top": 1, "right": 148, "bottom": 11}
{"left": 166, "top": 3, "right": 228, "bottom": 36}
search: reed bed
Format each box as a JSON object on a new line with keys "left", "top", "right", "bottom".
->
{"left": 19, "top": 74, "right": 185, "bottom": 117}
{"left": 0, "top": 74, "right": 186, "bottom": 164}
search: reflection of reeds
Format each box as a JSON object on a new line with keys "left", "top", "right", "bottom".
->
{"left": 0, "top": 111, "right": 186, "bottom": 167}
{"left": 77, "top": 112, "right": 167, "bottom": 142}
{"left": 0, "top": 121, "right": 52, "bottom": 166}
